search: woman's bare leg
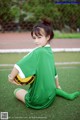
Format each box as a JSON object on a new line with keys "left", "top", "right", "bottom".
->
{"left": 14, "top": 88, "right": 28, "bottom": 103}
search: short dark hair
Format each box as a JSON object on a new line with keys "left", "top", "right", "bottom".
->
{"left": 31, "top": 18, "right": 54, "bottom": 41}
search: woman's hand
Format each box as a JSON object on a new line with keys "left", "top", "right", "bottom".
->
{"left": 57, "top": 85, "right": 61, "bottom": 89}
{"left": 8, "top": 79, "right": 22, "bottom": 86}
{"left": 8, "top": 74, "right": 22, "bottom": 86}
{"left": 55, "top": 76, "right": 62, "bottom": 89}
{"left": 8, "top": 67, "right": 21, "bottom": 85}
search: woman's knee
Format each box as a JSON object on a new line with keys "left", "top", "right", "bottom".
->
{"left": 14, "top": 88, "right": 28, "bottom": 103}
{"left": 14, "top": 88, "right": 22, "bottom": 97}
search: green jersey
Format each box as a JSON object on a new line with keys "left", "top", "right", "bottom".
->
{"left": 15, "top": 44, "right": 58, "bottom": 109}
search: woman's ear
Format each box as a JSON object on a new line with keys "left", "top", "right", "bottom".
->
{"left": 46, "top": 35, "right": 50, "bottom": 41}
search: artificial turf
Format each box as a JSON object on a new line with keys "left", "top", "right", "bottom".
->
{"left": 0, "top": 52, "right": 80, "bottom": 64}
{"left": 0, "top": 52, "right": 80, "bottom": 120}
{"left": 0, "top": 67, "right": 80, "bottom": 120}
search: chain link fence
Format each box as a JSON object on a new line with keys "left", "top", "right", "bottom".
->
{"left": 0, "top": 0, "right": 80, "bottom": 32}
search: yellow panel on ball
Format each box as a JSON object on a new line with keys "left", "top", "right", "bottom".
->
{"left": 14, "top": 75, "right": 35, "bottom": 85}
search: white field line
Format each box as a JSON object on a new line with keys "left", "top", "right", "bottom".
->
{"left": 0, "top": 64, "right": 14, "bottom": 67}
{"left": 0, "top": 62, "right": 80, "bottom": 67}
{"left": 0, "top": 48, "right": 80, "bottom": 53}
{"left": 55, "top": 62, "right": 80, "bottom": 65}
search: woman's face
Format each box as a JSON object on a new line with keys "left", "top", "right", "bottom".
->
{"left": 32, "top": 28, "right": 50, "bottom": 47}
{"left": 32, "top": 34, "right": 48, "bottom": 47}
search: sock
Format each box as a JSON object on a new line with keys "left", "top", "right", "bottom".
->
{"left": 56, "top": 88, "right": 80, "bottom": 100}
{"left": 14, "top": 88, "right": 22, "bottom": 97}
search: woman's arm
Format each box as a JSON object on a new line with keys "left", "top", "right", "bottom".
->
{"left": 8, "top": 67, "right": 20, "bottom": 85}
{"left": 55, "top": 76, "right": 61, "bottom": 89}
{"left": 54, "top": 64, "right": 61, "bottom": 89}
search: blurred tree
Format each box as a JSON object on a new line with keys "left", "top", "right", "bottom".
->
{"left": 0, "top": 0, "right": 80, "bottom": 31}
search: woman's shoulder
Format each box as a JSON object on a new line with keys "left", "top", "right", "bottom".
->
{"left": 34, "top": 47, "right": 46, "bottom": 54}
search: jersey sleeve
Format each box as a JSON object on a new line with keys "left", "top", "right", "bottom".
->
{"left": 14, "top": 50, "right": 38, "bottom": 78}
{"left": 54, "top": 65, "right": 58, "bottom": 79}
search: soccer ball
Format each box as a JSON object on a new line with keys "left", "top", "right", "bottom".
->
{"left": 14, "top": 75, "right": 35, "bottom": 85}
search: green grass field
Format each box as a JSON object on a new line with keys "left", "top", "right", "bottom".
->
{"left": 0, "top": 52, "right": 80, "bottom": 120}
{"left": 54, "top": 31, "right": 80, "bottom": 38}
